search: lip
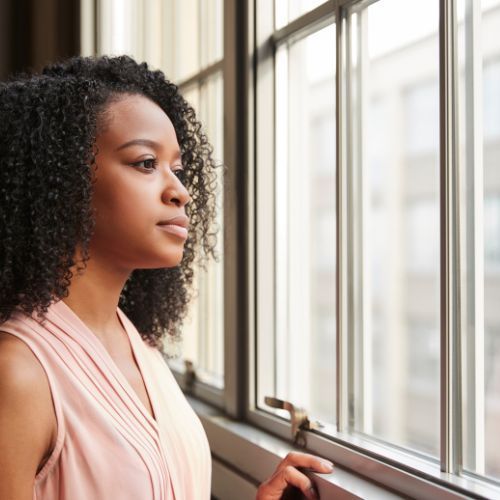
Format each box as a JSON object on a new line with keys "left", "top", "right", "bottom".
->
{"left": 157, "top": 215, "right": 189, "bottom": 240}
{"left": 157, "top": 215, "right": 189, "bottom": 228}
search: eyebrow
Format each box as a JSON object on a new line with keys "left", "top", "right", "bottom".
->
{"left": 115, "top": 138, "right": 181, "bottom": 158}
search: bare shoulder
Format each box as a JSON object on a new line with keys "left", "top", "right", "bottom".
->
{"left": 0, "top": 330, "right": 56, "bottom": 429}
{"left": 0, "top": 331, "right": 57, "bottom": 499}
{"left": 0, "top": 331, "right": 48, "bottom": 384}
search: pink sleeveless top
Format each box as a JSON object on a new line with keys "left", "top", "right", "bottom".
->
{"left": 1, "top": 299, "right": 211, "bottom": 500}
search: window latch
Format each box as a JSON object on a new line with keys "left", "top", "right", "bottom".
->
{"left": 264, "top": 396, "right": 323, "bottom": 447}
{"left": 184, "top": 359, "right": 197, "bottom": 392}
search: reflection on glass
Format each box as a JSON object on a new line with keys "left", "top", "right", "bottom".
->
{"left": 458, "top": 0, "right": 500, "bottom": 479}
{"left": 274, "top": 24, "right": 336, "bottom": 424}
{"left": 167, "top": 75, "right": 225, "bottom": 387}
{"left": 348, "top": 0, "right": 440, "bottom": 457}
{"left": 275, "top": 0, "right": 326, "bottom": 29}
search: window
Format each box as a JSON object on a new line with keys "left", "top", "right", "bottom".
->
{"left": 163, "top": 2, "right": 225, "bottom": 394}
{"left": 250, "top": 0, "right": 500, "bottom": 497}
{"left": 457, "top": 0, "right": 500, "bottom": 480}
{"left": 347, "top": 0, "right": 440, "bottom": 456}
{"left": 254, "top": 8, "right": 336, "bottom": 428}
{"left": 175, "top": 74, "right": 225, "bottom": 389}
{"left": 88, "top": 0, "right": 226, "bottom": 399}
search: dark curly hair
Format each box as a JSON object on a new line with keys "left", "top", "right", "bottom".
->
{"left": 0, "top": 55, "right": 219, "bottom": 349}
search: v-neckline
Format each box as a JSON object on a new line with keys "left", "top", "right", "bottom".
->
{"left": 55, "top": 300, "right": 159, "bottom": 428}
{"left": 116, "top": 307, "right": 159, "bottom": 425}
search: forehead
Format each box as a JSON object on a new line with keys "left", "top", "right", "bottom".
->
{"left": 98, "top": 94, "right": 179, "bottom": 149}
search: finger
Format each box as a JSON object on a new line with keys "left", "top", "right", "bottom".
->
{"left": 279, "top": 465, "right": 319, "bottom": 499}
{"left": 280, "top": 451, "right": 334, "bottom": 473}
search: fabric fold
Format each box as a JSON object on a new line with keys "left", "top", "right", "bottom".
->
{"left": 1, "top": 299, "right": 211, "bottom": 500}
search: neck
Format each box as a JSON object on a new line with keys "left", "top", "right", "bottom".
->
{"left": 62, "top": 252, "right": 132, "bottom": 344}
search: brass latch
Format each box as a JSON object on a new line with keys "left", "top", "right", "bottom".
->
{"left": 264, "top": 396, "right": 323, "bottom": 447}
{"left": 184, "top": 359, "right": 196, "bottom": 392}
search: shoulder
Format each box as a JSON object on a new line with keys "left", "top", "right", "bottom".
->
{"left": 0, "top": 331, "right": 49, "bottom": 389}
{"left": 0, "top": 330, "right": 56, "bottom": 429}
{"left": 0, "top": 331, "right": 57, "bottom": 494}
{"left": 0, "top": 331, "right": 57, "bottom": 429}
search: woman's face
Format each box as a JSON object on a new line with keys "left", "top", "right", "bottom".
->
{"left": 89, "top": 93, "right": 191, "bottom": 272}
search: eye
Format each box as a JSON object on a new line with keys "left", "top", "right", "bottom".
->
{"left": 131, "top": 158, "right": 158, "bottom": 171}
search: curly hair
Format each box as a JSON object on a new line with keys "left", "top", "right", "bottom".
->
{"left": 0, "top": 55, "right": 219, "bottom": 349}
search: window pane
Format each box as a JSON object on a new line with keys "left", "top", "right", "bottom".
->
{"left": 200, "top": 0, "right": 224, "bottom": 68}
{"left": 258, "top": 24, "right": 336, "bottom": 425}
{"left": 348, "top": 0, "right": 440, "bottom": 457}
{"left": 167, "top": 76, "right": 224, "bottom": 387}
{"left": 172, "top": 0, "right": 222, "bottom": 82}
{"left": 458, "top": 0, "right": 500, "bottom": 479}
{"left": 143, "top": 0, "right": 164, "bottom": 68}
{"left": 275, "top": 0, "right": 326, "bottom": 29}
{"left": 98, "top": 0, "right": 144, "bottom": 60}
{"left": 173, "top": 0, "right": 200, "bottom": 81}
{"left": 196, "top": 73, "right": 224, "bottom": 384}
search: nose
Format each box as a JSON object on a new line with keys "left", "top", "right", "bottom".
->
{"left": 161, "top": 169, "right": 191, "bottom": 207}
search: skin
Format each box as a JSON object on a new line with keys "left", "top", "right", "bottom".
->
{"left": 0, "top": 94, "right": 333, "bottom": 499}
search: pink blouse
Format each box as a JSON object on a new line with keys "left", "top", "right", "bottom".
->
{"left": 1, "top": 299, "right": 211, "bottom": 499}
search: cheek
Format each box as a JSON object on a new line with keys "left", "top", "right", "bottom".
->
{"left": 92, "top": 178, "right": 153, "bottom": 228}
{"left": 88, "top": 172, "right": 185, "bottom": 268}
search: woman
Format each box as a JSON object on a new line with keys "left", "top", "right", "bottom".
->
{"left": 0, "top": 56, "right": 333, "bottom": 499}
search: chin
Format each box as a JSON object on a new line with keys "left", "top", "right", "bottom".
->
{"left": 159, "top": 252, "right": 185, "bottom": 268}
{"left": 136, "top": 245, "right": 185, "bottom": 269}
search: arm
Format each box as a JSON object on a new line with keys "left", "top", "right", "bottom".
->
{"left": 256, "top": 451, "right": 334, "bottom": 499}
{"left": 0, "top": 333, "right": 56, "bottom": 500}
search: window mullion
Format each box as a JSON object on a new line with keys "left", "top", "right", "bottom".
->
{"left": 439, "top": 0, "right": 462, "bottom": 475}
{"left": 223, "top": 0, "right": 248, "bottom": 418}
{"left": 463, "top": 0, "right": 485, "bottom": 475}
{"left": 253, "top": 0, "right": 276, "bottom": 418}
{"left": 345, "top": 6, "right": 355, "bottom": 431}
{"left": 336, "top": 4, "right": 349, "bottom": 433}
{"left": 356, "top": 6, "right": 372, "bottom": 436}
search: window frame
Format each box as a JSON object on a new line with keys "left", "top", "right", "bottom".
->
{"left": 169, "top": 0, "right": 245, "bottom": 416}
{"left": 245, "top": 0, "right": 500, "bottom": 498}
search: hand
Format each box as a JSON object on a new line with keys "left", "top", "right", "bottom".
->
{"left": 256, "top": 451, "right": 334, "bottom": 499}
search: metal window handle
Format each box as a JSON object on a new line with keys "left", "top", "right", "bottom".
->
{"left": 264, "top": 396, "right": 323, "bottom": 447}
{"left": 184, "top": 359, "right": 196, "bottom": 392}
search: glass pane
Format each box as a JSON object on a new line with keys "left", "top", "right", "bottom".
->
{"left": 167, "top": 76, "right": 224, "bottom": 387}
{"left": 275, "top": 0, "right": 326, "bottom": 29}
{"left": 458, "top": 0, "right": 500, "bottom": 479}
{"left": 201, "top": 0, "right": 224, "bottom": 68}
{"left": 174, "top": 0, "right": 200, "bottom": 81}
{"left": 98, "top": 0, "right": 144, "bottom": 60}
{"left": 267, "top": 24, "right": 336, "bottom": 425}
{"left": 172, "top": 0, "right": 222, "bottom": 82}
{"left": 143, "top": 0, "right": 164, "bottom": 69}
{"left": 348, "top": 0, "right": 440, "bottom": 457}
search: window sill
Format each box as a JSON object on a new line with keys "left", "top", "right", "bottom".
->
{"left": 187, "top": 396, "right": 500, "bottom": 499}
{"left": 188, "top": 396, "right": 405, "bottom": 500}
